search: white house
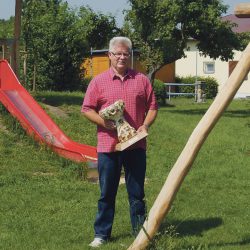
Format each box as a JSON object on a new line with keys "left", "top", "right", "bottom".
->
{"left": 175, "top": 15, "right": 250, "bottom": 98}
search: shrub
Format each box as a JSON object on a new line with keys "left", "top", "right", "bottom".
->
{"left": 199, "top": 76, "right": 219, "bottom": 99}
{"left": 175, "top": 75, "right": 218, "bottom": 99}
{"left": 81, "top": 77, "right": 92, "bottom": 92}
{"left": 153, "top": 79, "right": 166, "bottom": 106}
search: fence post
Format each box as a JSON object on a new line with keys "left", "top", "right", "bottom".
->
{"left": 196, "top": 81, "right": 202, "bottom": 103}
{"left": 168, "top": 85, "right": 171, "bottom": 101}
{"left": 195, "top": 81, "right": 206, "bottom": 103}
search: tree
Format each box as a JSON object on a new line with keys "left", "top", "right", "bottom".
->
{"left": 21, "top": 1, "right": 119, "bottom": 91}
{"left": 0, "top": 17, "right": 14, "bottom": 38}
{"left": 238, "top": 32, "right": 250, "bottom": 50}
{"left": 123, "top": 0, "right": 242, "bottom": 82}
{"left": 0, "top": 17, "right": 14, "bottom": 60}
{"left": 76, "top": 6, "right": 119, "bottom": 50}
{"left": 22, "top": 0, "right": 89, "bottom": 91}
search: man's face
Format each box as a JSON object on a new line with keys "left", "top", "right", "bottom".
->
{"left": 108, "top": 43, "right": 131, "bottom": 73}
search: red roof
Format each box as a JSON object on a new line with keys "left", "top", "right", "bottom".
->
{"left": 222, "top": 14, "right": 250, "bottom": 33}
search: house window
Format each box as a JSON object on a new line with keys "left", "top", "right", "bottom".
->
{"left": 229, "top": 61, "right": 248, "bottom": 80}
{"left": 203, "top": 62, "right": 215, "bottom": 74}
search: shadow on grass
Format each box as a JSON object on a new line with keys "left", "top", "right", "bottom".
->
{"left": 175, "top": 217, "right": 223, "bottom": 237}
{"left": 34, "top": 92, "right": 83, "bottom": 106}
{"left": 161, "top": 109, "right": 250, "bottom": 118}
{"left": 163, "top": 101, "right": 176, "bottom": 108}
{"left": 224, "top": 109, "right": 250, "bottom": 118}
{"left": 211, "top": 237, "right": 250, "bottom": 248}
{"left": 147, "top": 218, "right": 250, "bottom": 249}
{"left": 111, "top": 232, "right": 133, "bottom": 242}
{"left": 160, "top": 108, "right": 207, "bottom": 116}
{"left": 161, "top": 217, "right": 223, "bottom": 237}
{"left": 183, "top": 236, "right": 250, "bottom": 249}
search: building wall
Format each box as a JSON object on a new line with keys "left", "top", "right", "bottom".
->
{"left": 82, "top": 55, "right": 110, "bottom": 78}
{"left": 229, "top": 52, "right": 250, "bottom": 97}
{"left": 82, "top": 53, "right": 175, "bottom": 83}
{"left": 175, "top": 40, "right": 250, "bottom": 98}
{"left": 155, "top": 63, "right": 175, "bottom": 83}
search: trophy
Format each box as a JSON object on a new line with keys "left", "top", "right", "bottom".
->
{"left": 99, "top": 100, "right": 148, "bottom": 151}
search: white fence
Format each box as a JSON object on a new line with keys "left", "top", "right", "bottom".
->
{"left": 164, "top": 81, "right": 206, "bottom": 102}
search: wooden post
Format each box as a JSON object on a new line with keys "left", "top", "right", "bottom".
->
{"left": 128, "top": 42, "right": 250, "bottom": 249}
{"left": 33, "top": 64, "right": 36, "bottom": 92}
{"left": 1, "top": 44, "right": 4, "bottom": 59}
{"left": 235, "top": 3, "right": 250, "bottom": 17}
{"left": 127, "top": 4, "right": 250, "bottom": 249}
{"left": 12, "top": 0, "right": 22, "bottom": 77}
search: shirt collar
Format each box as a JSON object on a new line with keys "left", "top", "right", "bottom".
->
{"left": 109, "top": 67, "right": 134, "bottom": 80}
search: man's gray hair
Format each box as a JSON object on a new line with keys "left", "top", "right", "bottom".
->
{"left": 109, "top": 37, "right": 132, "bottom": 52}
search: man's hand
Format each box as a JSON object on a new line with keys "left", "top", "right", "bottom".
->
{"left": 137, "top": 124, "right": 149, "bottom": 133}
{"left": 83, "top": 109, "right": 115, "bottom": 130}
{"left": 137, "top": 109, "right": 158, "bottom": 134}
{"left": 103, "top": 119, "right": 116, "bottom": 130}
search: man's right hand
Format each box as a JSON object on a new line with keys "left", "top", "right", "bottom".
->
{"left": 103, "top": 119, "right": 116, "bottom": 130}
{"left": 83, "top": 109, "right": 116, "bottom": 130}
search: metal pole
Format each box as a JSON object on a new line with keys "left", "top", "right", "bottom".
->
{"left": 195, "top": 49, "right": 198, "bottom": 81}
{"left": 131, "top": 49, "right": 134, "bottom": 69}
{"left": 90, "top": 47, "right": 93, "bottom": 78}
{"left": 168, "top": 85, "right": 171, "bottom": 101}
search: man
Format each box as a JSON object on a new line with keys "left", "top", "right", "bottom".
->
{"left": 81, "top": 36, "right": 158, "bottom": 248}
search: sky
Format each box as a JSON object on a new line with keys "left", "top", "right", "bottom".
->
{"left": 0, "top": 0, "right": 249, "bottom": 27}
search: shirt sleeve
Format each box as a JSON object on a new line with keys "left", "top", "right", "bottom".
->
{"left": 144, "top": 77, "right": 158, "bottom": 111}
{"left": 81, "top": 79, "right": 99, "bottom": 113}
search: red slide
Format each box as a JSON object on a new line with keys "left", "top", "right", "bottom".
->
{"left": 0, "top": 60, "right": 97, "bottom": 162}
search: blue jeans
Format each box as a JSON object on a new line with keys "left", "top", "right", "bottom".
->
{"left": 94, "top": 148, "right": 146, "bottom": 240}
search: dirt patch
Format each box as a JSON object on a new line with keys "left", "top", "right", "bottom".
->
{"left": 42, "top": 104, "right": 69, "bottom": 119}
{"left": 87, "top": 169, "right": 148, "bottom": 185}
{"left": 87, "top": 172, "right": 126, "bottom": 185}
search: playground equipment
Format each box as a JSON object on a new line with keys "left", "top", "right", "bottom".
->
{"left": 0, "top": 60, "right": 97, "bottom": 163}
{"left": 128, "top": 4, "right": 250, "bottom": 250}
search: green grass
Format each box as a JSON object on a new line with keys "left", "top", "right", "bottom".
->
{"left": 0, "top": 93, "right": 249, "bottom": 250}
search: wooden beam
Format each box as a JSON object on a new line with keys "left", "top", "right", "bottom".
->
{"left": 12, "top": 0, "right": 22, "bottom": 76}
{"left": 235, "top": 3, "right": 250, "bottom": 18}
{"left": 127, "top": 42, "right": 250, "bottom": 250}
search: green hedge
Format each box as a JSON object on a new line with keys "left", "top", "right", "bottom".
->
{"left": 175, "top": 75, "right": 218, "bottom": 99}
{"left": 153, "top": 79, "right": 166, "bottom": 106}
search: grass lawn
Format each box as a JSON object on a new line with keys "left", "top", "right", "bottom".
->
{"left": 0, "top": 92, "right": 249, "bottom": 250}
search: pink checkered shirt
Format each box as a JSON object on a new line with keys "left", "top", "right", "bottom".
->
{"left": 81, "top": 68, "right": 158, "bottom": 152}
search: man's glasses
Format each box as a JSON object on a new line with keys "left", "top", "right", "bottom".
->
{"left": 110, "top": 52, "right": 131, "bottom": 58}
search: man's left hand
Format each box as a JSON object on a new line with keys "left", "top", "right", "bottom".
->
{"left": 137, "top": 124, "right": 149, "bottom": 133}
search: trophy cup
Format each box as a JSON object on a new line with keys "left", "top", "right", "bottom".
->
{"left": 99, "top": 100, "right": 148, "bottom": 151}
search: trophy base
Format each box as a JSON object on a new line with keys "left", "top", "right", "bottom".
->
{"left": 115, "top": 131, "right": 148, "bottom": 151}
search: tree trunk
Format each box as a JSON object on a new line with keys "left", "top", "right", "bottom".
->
{"left": 147, "top": 64, "right": 166, "bottom": 84}
{"left": 147, "top": 70, "right": 156, "bottom": 84}
{"left": 33, "top": 64, "right": 36, "bottom": 92}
